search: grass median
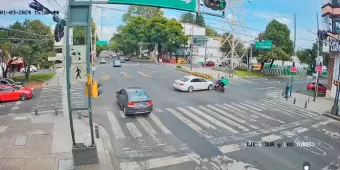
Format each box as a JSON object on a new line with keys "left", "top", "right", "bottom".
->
{"left": 234, "top": 70, "right": 262, "bottom": 77}
{"left": 13, "top": 73, "right": 55, "bottom": 88}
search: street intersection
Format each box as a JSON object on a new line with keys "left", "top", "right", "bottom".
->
{"left": 0, "top": 62, "right": 339, "bottom": 170}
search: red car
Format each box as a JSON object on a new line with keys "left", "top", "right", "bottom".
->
{"left": 306, "top": 82, "right": 327, "bottom": 94}
{"left": 0, "top": 85, "right": 33, "bottom": 102}
{"left": 202, "top": 61, "right": 215, "bottom": 67}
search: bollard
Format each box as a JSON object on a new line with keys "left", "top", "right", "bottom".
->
{"left": 78, "top": 111, "right": 81, "bottom": 119}
{"left": 286, "top": 96, "right": 288, "bottom": 101}
{"left": 293, "top": 97, "right": 296, "bottom": 104}
{"left": 55, "top": 106, "right": 58, "bottom": 116}
{"left": 34, "top": 108, "right": 38, "bottom": 115}
{"left": 95, "top": 126, "right": 99, "bottom": 138}
{"left": 304, "top": 101, "right": 307, "bottom": 108}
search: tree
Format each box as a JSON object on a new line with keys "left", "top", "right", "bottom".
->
{"left": 179, "top": 12, "right": 195, "bottom": 24}
{"left": 257, "top": 20, "right": 294, "bottom": 69}
{"left": 220, "top": 33, "right": 245, "bottom": 57}
{"left": 122, "top": 6, "right": 164, "bottom": 22}
{"left": 144, "top": 17, "right": 188, "bottom": 60}
{"left": 73, "top": 19, "right": 96, "bottom": 45}
{"left": 206, "top": 26, "right": 219, "bottom": 37}
{"left": 195, "top": 14, "right": 205, "bottom": 27}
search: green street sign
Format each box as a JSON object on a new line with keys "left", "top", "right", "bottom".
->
{"left": 255, "top": 40, "right": 272, "bottom": 50}
{"left": 108, "top": 0, "right": 197, "bottom": 12}
{"left": 96, "top": 41, "right": 108, "bottom": 46}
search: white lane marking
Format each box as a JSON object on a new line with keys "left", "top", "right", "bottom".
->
{"left": 166, "top": 108, "right": 213, "bottom": 138}
{"left": 107, "top": 111, "right": 126, "bottom": 139}
{"left": 280, "top": 127, "right": 309, "bottom": 137}
{"left": 246, "top": 101, "right": 299, "bottom": 118}
{"left": 206, "top": 105, "right": 259, "bottom": 130}
{"left": 177, "top": 107, "right": 217, "bottom": 130}
{"left": 11, "top": 106, "right": 19, "bottom": 111}
{"left": 312, "top": 120, "right": 336, "bottom": 128}
{"left": 264, "top": 81, "right": 280, "bottom": 84}
{"left": 216, "top": 104, "right": 258, "bottom": 123}
{"left": 218, "top": 144, "right": 241, "bottom": 153}
{"left": 120, "top": 153, "right": 200, "bottom": 170}
{"left": 261, "top": 134, "right": 282, "bottom": 142}
{"left": 270, "top": 99, "right": 319, "bottom": 117}
{"left": 136, "top": 116, "right": 163, "bottom": 145}
{"left": 261, "top": 99, "right": 316, "bottom": 118}
{"left": 188, "top": 106, "right": 238, "bottom": 133}
{"left": 148, "top": 112, "right": 172, "bottom": 134}
{"left": 126, "top": 122, "right": 142, "bottom": 138}
{"left": 119, "top": 111, "right": 126, "bottom": 118}
{"left": 253, "top": 87, "right": 276, "bottom": 90}
{"left": 137, "top": 71, "right": 147, "bottom": 76}
{"left": 231, "top": 102, "right": 285, "bottom": 124}
{"left": 238, "top": 103, "right": 263, "bottom": 112}
{"left": 199, "top": 106, "right": 247, "bottom": 132}
{"left": 222, "top": 103, "right": 259, "bottom": 119}
{"left": 15, "top": 101, "right": 22, "bottom": 105}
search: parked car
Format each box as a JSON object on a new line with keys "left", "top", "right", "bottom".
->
{"left": 306, "top": 82, "right": 327, "bottom": 94}
{"left": 0, "top": 78, "right": 24, "bottom": 87}
{"left": 124, "top": 56, "right": 130, "bottom": 61}
{"left": 20, "top": 65, "right": 37, "bottom": 73}
{"left": 173, "top": 76, "right": 213, "bottom": 93}
{"left": 116, "top": 87, "right": 153, "bottom": 116}
{"left": 202, "top": 61, "right": 215, "bottom": 67}
{"left": 0, "top": 85, "right": 33, "bottom": 102}
{"left": 119, "top": 56, "right": 125, "bottom": 63}
{"left": 113, "top": 60, "right": 121, "bottom": 67}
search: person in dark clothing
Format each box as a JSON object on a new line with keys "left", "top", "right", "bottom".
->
{"left": 284, "top": 83, "right": 290, "bottom": 99}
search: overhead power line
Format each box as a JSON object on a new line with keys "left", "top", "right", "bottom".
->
{"left": 0, "top": 27, "right": 50, "bottom": 37}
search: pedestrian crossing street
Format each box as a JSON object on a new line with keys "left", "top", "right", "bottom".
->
{"left": 30, "top": 84, "right": 87, "bottom": 113}
{"left": 108, "top": 98, "right": 325, "bottom": 169}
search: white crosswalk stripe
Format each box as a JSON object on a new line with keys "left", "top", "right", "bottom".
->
{"left": 266, "top": 89, "right": 283, "bottom": 98}
{"left": 106, "top": 99, "right": 323, "bottom": 169}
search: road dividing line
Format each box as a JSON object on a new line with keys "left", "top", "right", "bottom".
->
{"left": 253, "top": 87, "right": 276, "bottom": 90}
{"left": 120, "top": 153, "right": 200, "bottom": 170}
{"left": 11, "top": 106, "right": 19, "bottom": 111}
{"left": 188, "top": 106, "right": 238, "bottom": 133}
{"left": 199, "top": 106, "right": 246, "bottom": 132}
{"left": 218, "top": 144, "right": 242, "bottom": 153}
{"left": 261, "top": 134, "right": 282, "bottom": 142}
{"left": 205, "top": 105, "right": 257, "bottom": 130}
{"left": 136, "top": 116, "right": 163, "bottom": 145}
{"left": 126, "top": 122, "right": 142, "bottom": 138}
{"left": 166, "top": 108, "right": 214, "bottom": 138}
{"left": 177, "top": 107, "right": 217, "bottom": 130}
{"left": 311, "top": 119, "right": 336, "bottom": 128}
{"left": 15, "top": 101, "right": 22, "bottom": 105}
{"left": 231, "top": 102, "right": 285, "bottom": 124}
{"left": 107, "top": 111, "right": 126, "bottom": 139}
{"left": 148, "top": 112, "right": 172, "bottom": 134}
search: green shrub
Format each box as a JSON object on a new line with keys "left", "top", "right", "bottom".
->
{"left": 176, "top": 65, "right": 182, "bottom": 68}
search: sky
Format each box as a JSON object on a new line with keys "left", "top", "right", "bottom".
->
{"left": 0, "top": 0, "right": 324, "bottom": 49}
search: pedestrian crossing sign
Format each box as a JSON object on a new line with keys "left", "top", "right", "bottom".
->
{"left": 70, "top": 63, "right": 87, "bottom": 84}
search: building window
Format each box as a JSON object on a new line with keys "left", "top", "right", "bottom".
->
{"left": 55, "top": 48, "right": 62, "bottom": 54}
{"left": 332, "top": 0, "right": 340, "bottom": 6}
{"left": 324, "top": 16, "right": 332, "bottom": 32}
{"left": 333, "top": 17, "right": 340, "bottom": 33}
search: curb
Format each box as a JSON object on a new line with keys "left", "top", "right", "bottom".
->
{"left": 322, "top": 112, "right": 340, "bottom": 121}
{"left": 176, "top": 68, "right": 213, "bottom": 79}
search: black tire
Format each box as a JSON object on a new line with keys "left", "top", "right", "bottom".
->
{"left": 20, "top": 94, "right": 27, "bottom": 101}
{"left": 123, "top": 106, "right": 128, "bottom": 116}
{"left": 220, "top": 87, "right": 225, "bottom": 93}
{"left": 188, "top": 86, "right": 194, "bottom": 93}
{"left": 208, "top": 84, "right": 213, "bottom": 90}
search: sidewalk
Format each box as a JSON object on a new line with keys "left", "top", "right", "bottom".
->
{"left": 276, "top": 92, "right": 333, "bottom": 115}
{"left": 0, "top": 113, "right": 114, "bottom": 170}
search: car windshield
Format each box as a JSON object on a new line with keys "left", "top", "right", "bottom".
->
{"left": 115, "top": 60, "right": 120, "bottom": 63}
{"left": 128, "top": 91, "right": 149, "bottom": 101}
{"left": 179, "top": 77, "right": 190, "bottom": 82}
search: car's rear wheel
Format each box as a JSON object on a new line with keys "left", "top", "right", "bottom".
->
{"left": 188, "top": 86, "right": 194, "bottom": 93}
{"left": 20, "top": 94, "right": 27, "bottom": 101}
{"left": 208, "top": 84, "right": 213, "bottom": 90}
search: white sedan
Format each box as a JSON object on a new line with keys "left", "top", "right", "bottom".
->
{"left": 173, "top": 76, "right": 213, "bottom": 93}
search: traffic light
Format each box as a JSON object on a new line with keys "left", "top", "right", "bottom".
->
{"left": 203, "top": 0, "right": 226, "bottom": 11}
{"left": 318, "top": 30, "right": 329, "bottom": 41}
{"left": 193, "top": 38, "right": 197, "bottom": 44}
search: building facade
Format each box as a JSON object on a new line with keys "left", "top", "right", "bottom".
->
{"left": 322, "top": 0, "right": 340, "bottom": 98}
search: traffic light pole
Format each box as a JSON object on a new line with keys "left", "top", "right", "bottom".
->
{"left": 313, "top": 12, "right": 320, "bottom": 102}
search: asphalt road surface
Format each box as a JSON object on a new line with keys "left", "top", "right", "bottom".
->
{"left": 90, "top": 62, "right": 340, "bottom": 170}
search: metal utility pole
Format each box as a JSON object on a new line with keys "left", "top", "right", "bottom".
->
{"left": 230, "top": 12, "right": 235, "bottom": 69}
{"left": 332, "top": 62, "right": 340, "bottom": 115}
{"left": 100, "top": 8, "right": 104, "bottom": 39}
{"left": 248, "top": 45, "right": 252, "bottom": 76}
{"left": 290, "top": 13, "right": 296, "bottom": 97}
{"left": 190, "top": 22, "right": 194, "bottom": 71}
{"left": 313, "top": 12, "right": 320, "bottom": 102}
{"left": 204, "top": 38, "right": 208, "bottom": 67}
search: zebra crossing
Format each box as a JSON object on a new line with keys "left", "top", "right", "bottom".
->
{"left": 107, "top": 98, "right": 323, "bottom": 169}
{"left": 96, "top": 62, "right": 155, "bottom": 67}
{"left": 266, "top": 88, "right": 283, "bottom": 98}
{"left": 31, "top": 84, "right": 87, "bottom": 113}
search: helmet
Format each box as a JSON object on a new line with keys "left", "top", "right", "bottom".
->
{"left": 221, "top": 77, "right": 224, "bottom": 79}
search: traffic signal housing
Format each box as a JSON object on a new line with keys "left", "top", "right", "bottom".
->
{"left": 203, "top": 0, "right": 226, "bottom": 11}
{"left": 318, "top": 30, "right": 329, "bottom": 41}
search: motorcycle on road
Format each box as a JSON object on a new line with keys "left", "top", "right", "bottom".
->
{"left": 214, "top": 83, "right": 225, "bottom": 93}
